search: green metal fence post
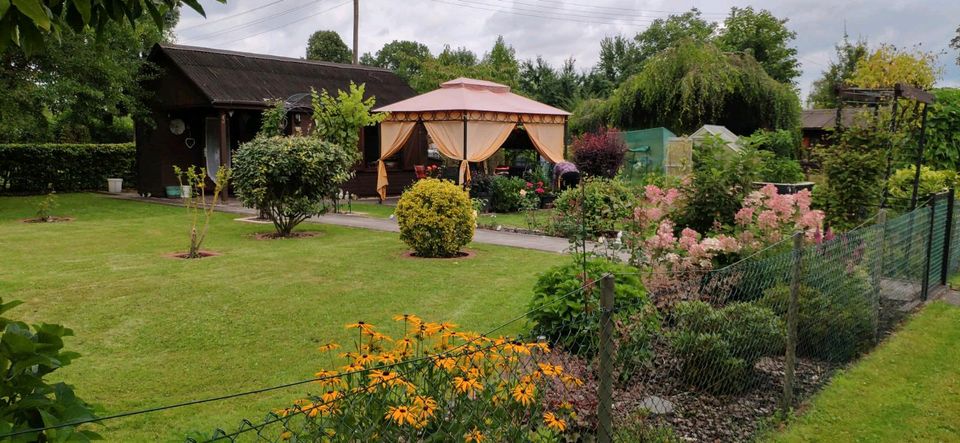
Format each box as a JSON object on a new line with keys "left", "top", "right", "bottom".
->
{"left": 781, "top": 232, "right": 802, "bottom": 420}
{"left": 597, "top": 274, "right": 615, "bottom": 443}
{"left": 941, "top": 188, "right": 955, "bottom": 285}
{"left": 874, "top": 209, "right": 887, "bottom": 344}
{"left": 922, "top": 201, "right": 936, "bottom": 300}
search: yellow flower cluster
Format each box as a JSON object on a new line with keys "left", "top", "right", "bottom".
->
{"left": 273, "top": 314, "right": 580, "bottom": 441}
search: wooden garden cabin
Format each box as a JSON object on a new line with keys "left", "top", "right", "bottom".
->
{"left": 135, "top": 43, "right": 424, "bottom": 197}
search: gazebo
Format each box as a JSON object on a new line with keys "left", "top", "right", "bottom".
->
{"left": 374, "top": 78, "right": 571, "bottom": 199}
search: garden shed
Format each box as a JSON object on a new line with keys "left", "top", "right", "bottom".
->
{"left": 373, "top": 78, "right": 570, "bottom": 199}
{"left": 619, "top": 127, "right": 692, "bottom": 180}
{"left": 135, "top": 44, "right": 421, "bottom": 197}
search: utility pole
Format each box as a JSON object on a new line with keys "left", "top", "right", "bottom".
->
{"left": 352, "top": 0, "right": 359, "bottom": 64}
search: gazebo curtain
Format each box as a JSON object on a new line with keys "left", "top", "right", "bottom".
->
{"left": 423, "top": 120, "right": 516, "bottom": 184}
{"left": 376, "top": 121, "right": 418, "bottom": 199}
{"left": 522, "top": 122, "right": 565, "bottom": 164}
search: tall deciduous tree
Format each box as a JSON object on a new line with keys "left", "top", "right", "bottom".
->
{"left": 359, "top": 39, "right": 431, "bottom": 85}
{"left": 306, "top": 30, "right": 352, "bottom": 64}
{"left": 634, "top": 8, "right": 716, "bottom": 62}
{"left": 715, "top": 6, "right": 800, "bottom": 84}
{"left": 848, "top": 44, "right": 941, "bottom": 89}
{"left": 950, "top": 25, "right": 960, "bottom": 67}
{"left": 479, "top": 35, "right": 520, "bottom": 89}
{"left": 0, "top": 0, "right": 219, "bottom": 54}
{"left": 0, "top": 12, "right": 176, "bottom": 142}
{"left": 584, "top": 35, "right": 642, "bottom": 98}
{"left": 807, "top": 34, "right": 868, "bottom": 108}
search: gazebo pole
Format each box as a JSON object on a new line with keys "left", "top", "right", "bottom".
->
{"left": 462, "top": 113, "right": 468, "bottom": 186}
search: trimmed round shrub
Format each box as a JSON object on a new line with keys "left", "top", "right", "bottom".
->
{"left": 761, "top": 269, "right": 876, "bottom": 363}
{"left": 232, "top": 135, "right": 358, "bottom": 237}
{"left": 669, "top": 301, "right": 784, "bottom": 394}
{"left": 395, "top": 178, "right": 475, "bottom": 257}
{"left": 527, "top": 258, "right": 657, "bottom": 362}
{"left": 552, "top": 177, "right": 632, "bottom": 238}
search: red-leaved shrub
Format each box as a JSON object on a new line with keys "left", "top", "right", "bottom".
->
{"left": 571, "top": 128, "right": 627, "bottom": 178}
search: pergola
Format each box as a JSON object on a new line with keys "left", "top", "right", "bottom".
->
{"left": 373, "top": 77, "right": 571, "bottom": 199}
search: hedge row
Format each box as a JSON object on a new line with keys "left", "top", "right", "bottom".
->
{"left": 0, "top": 143, "right": 136, "bottom": 194}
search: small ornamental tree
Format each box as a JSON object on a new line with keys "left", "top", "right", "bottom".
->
{"left": 395, "top": 179, "right": 474, "bottom": 257}
{"left": 570, "top": 128, "right": 626, "bottom": 178}
{"left": 0, "top": 298, "right": 98, "bottom": 440}
{"left": 232, "top": 136, "right": 358, "bottom": 237}
{"left": 173, "top": 165, "right": 230, "bottom": 257}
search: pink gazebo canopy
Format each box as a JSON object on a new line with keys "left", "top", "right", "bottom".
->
{"left": 374, "top": 77, "right": 571, "bottom": 116}
{"left": 373, "top": 78, "right": 570, "bottom": 200}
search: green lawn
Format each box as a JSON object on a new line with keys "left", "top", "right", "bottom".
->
{"left": 0, "top": 194, "right": 564, "bottom": 441}
{"left": 771, "top": 301, "right": 960, "bottom": 442}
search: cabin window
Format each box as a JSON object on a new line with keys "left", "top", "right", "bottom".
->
{"left": 204, "top": 117, "right": 221, "bottom": 181}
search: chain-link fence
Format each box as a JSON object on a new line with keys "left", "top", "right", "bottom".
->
{"left": 181, "top": 192, "right": 958, "bottom": 443}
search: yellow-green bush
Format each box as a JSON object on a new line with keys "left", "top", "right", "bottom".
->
{"left": 396, "top": 179, "right": 475, "bottom": 257}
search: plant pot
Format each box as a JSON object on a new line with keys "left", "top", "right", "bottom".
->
{"left": 165, "top": 186, "right": 181, "bottom": 198}
{"left": 180, "top": 185, "right": 192, "bottom": 198}
{"left": 107, "top": 178, "right": 123, "bottom": 193}
{"left": 539, "top": 193, "right": 556, "bottom": 209}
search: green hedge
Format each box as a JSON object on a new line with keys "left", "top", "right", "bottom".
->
{"left": 0, "top": 143, "right": 136, "bottom": 194}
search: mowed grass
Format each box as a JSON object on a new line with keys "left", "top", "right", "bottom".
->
{"left": 0, "top": 194, "right": 564, "bottom": 441}
{"left": 771, "top": 301, "right": 960, "bottom": 442}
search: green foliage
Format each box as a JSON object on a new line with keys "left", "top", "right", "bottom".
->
{"left": 232, "top": 136, "right": 357, "bottom": 237}
{"left": 311, "top": 82, "right": 385, "bottom": 150}
{"left": 807, "top": 34, "right": 868, "bottom": 108}
{"left": 35, "top": 186, "right": 57, "bottom": 221}
{"left": 759, "top": 152, "right": 805, "bottom": 183}
{"left": 887, "top": 166, "right": 959, "bottom": 202}
{"left": 173, "top": 165, "right": 230, "bottom": 258}
{"left": 552, "top": 177, "right": 633, "bottom": 238}
{"left": 527, "top": 258, "right": 656, "bottom": 360}
{"left": 675, "top": 136, "right": 765, "bottom": 233}
{"left": 598, "top": 40, "right": 800, "bottom": 135}
{"left": 714, "top": 6, "right": 800, "bottom": 84}
{"left": 0, "top": 143, "right": 135, "bottom": 194}
{"left": 360, "top": 40, "right": 432, "bottom": 86}
{"left": 395, "top": 178, "right": 474, "bottom": 257}
{"left": 633, "top": 8, "right": 716, "bottom": 62}
{"left": 0, "top": 298, "right": 98, "bottom": 440}
{"left": 258, "top": 100, "right": 287, "bottom": 137}
{"left": 518, "top": 57, "right": 581, "bottom": 110}
{"left": 849, "top": 44, "right": 941, "bottom": 90}
{"left": 742, "top": 128, "right": 800, "bottom": 159}
{"left": 761, "top": 277, "right": 875, "bottom": 363}
{"left": 669, "top": 301, "right": 785, "bottom": 393}
{"left": 0, "top": 0, "right": 208, "bottom": 54}
{"left": 488, "top": 176, "right": 528, "bottom": 213}
{"left": 814, "top": 123, "right": 894, "bottom": 230}
{"left": 1, "top": 13, "right": 175, "bottom": 143}
{"left": 583, "top": 35, "right": 644, "bottom": 98}
{"left": 305, "top": 29, "right": 352, "bottom": 63}
{"left": 924, "top": 88, "right": 960, "bottom": 170}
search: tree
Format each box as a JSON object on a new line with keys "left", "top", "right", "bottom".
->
{"left": 584, "top": 35, "right": 642, "bottom": 97}
{"left": 306, "top": 30, "right": 352, "bottom": 64}
{"left": 0, "top": 0, "right": 218, "bottom": 54}
{"left": 573, "top": 40, "right": 800, "bottom": 135}
{"left": 807, "top": 34, "right": 868, "bottom": 108}
{"left": 634, "top": 8, "right": 716, "bottom": 62}
{"left": 359, "top": 40, "right": 432, "bottom": 84}
{"left": 311, "top": 82, "right": 386, "bottom": 151}
{"left": 848, "top": 44, "right": 941, "bottom": 89}
{"left": 519, "top": 56, "right": 583, "bottom": 109}
{"left": 715, "top": 6, "right": 800, "bottom": 84}
{"left": 479, "top": 35, "right": 520, "bottom": 89}
{"left": 950, "top": 25, "right": 960, "bottom": 66}
{"left": 0, "top": 11, "right": 176, "bottom": 142}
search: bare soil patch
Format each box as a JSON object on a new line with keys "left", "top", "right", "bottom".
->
{"left": 21, "top": 216, "right": 74, "bottom": 223}
{"left": 164, "top": 250, "right": 222, "bottom": 259}
{"left": 401, "top": 250, "right": 476, "bottom": 260}
{"left": 251, "top": 231, "right": 321, "bottom": 240}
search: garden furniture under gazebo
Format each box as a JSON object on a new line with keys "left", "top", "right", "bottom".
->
{"left": 373, "top": 77, "right": 571, "bottom": 200}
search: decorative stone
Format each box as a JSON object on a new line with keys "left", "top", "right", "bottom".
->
{"left": 638, "top": 396, "right": 674, "bottom": 415}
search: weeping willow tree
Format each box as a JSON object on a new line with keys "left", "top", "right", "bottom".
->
{"left": 571, "top": 40, "right": 800, "bottom": 135}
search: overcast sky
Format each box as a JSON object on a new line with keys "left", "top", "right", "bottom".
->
{"left": 173, "top": 0, "right": 960, "bottom": 105}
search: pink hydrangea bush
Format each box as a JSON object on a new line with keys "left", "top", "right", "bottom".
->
{"left": 734, "top": 184, "right": 824, "bottom": 252}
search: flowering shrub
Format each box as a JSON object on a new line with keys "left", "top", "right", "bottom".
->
{"left": 268, "top": 315, "right": 582, "bottom": 441}
{"left": 734, "top": 184, "right": 824, "bottom": 251}
{"left": 570, "top": 128, "right": 627, "bottom": 178}
{"left": 488, "top": 176, "right": 528, "bottom": 213}
{"left": 552, "top": 177, "right": 632, "bottom": 239}
{"left": 424, "top": 164, "right": 443, "bottom": 179}
{"left": 395, "top": 179, "right": 474, "bottom": 257}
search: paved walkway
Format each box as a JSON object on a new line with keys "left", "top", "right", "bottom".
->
{"left": 105, "top": 193, "right": 575, "bottom": 254}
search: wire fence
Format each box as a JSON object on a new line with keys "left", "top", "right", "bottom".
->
{"left": 8, "top": 192, "right": 957, "bottom": 442}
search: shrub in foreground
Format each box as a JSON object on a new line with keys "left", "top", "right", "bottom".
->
{"left": 232, "top": 135, "right": 358, "bottom": 237}
{"left": 669, "top": 301, "right": 784, "bottom": 394}
{"left": 552, "top": 177, "right": 632, "bottom": 239}
{"left": 488, "top": 176, "right": 528, "bottom": 213}
{"left": 527, "top": 258, "right": 657, "bottom": 363}
{"left": 395, "top": 178, "right": 475, "bottom": 257}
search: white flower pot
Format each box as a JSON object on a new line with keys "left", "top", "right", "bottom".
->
{"left": 107, "top": 178, "right": 123, "bottom": 193}
{"left": 181, "top": 185, "right": 192, "bottom": 198}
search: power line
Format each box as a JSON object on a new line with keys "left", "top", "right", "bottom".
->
{"left": 529, "top": 0, "right": 726, "bottom": 16}
{"left": 447, "top": 0, "right": 662, "bottom": 24}
{"left": 456, "top": 0, "right": 716, "bottom": 22}
{"left": 206, "top": 0, "right": 352, "bottom": 47}
{"left": 183, "top": 0, "right": 327, "bottom": 43}
{"left": 176, "top": 0, "right": 286, "bottom": 33}
{"left": 427, "top": 0, "right": 652, "bottom": 27}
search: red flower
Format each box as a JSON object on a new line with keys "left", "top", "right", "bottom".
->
{"left": 536, "top": 187, "right": 545, "bottom": 194}
{"left": 537, "top": 181, "right": 543, "bottom": 187}
{"left": 525, "top": 182, "right": 533, "bottom": 188}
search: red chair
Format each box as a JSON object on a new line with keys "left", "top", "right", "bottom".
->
{"left": 414, "top": 165, "right": 427, "bottom": 179}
